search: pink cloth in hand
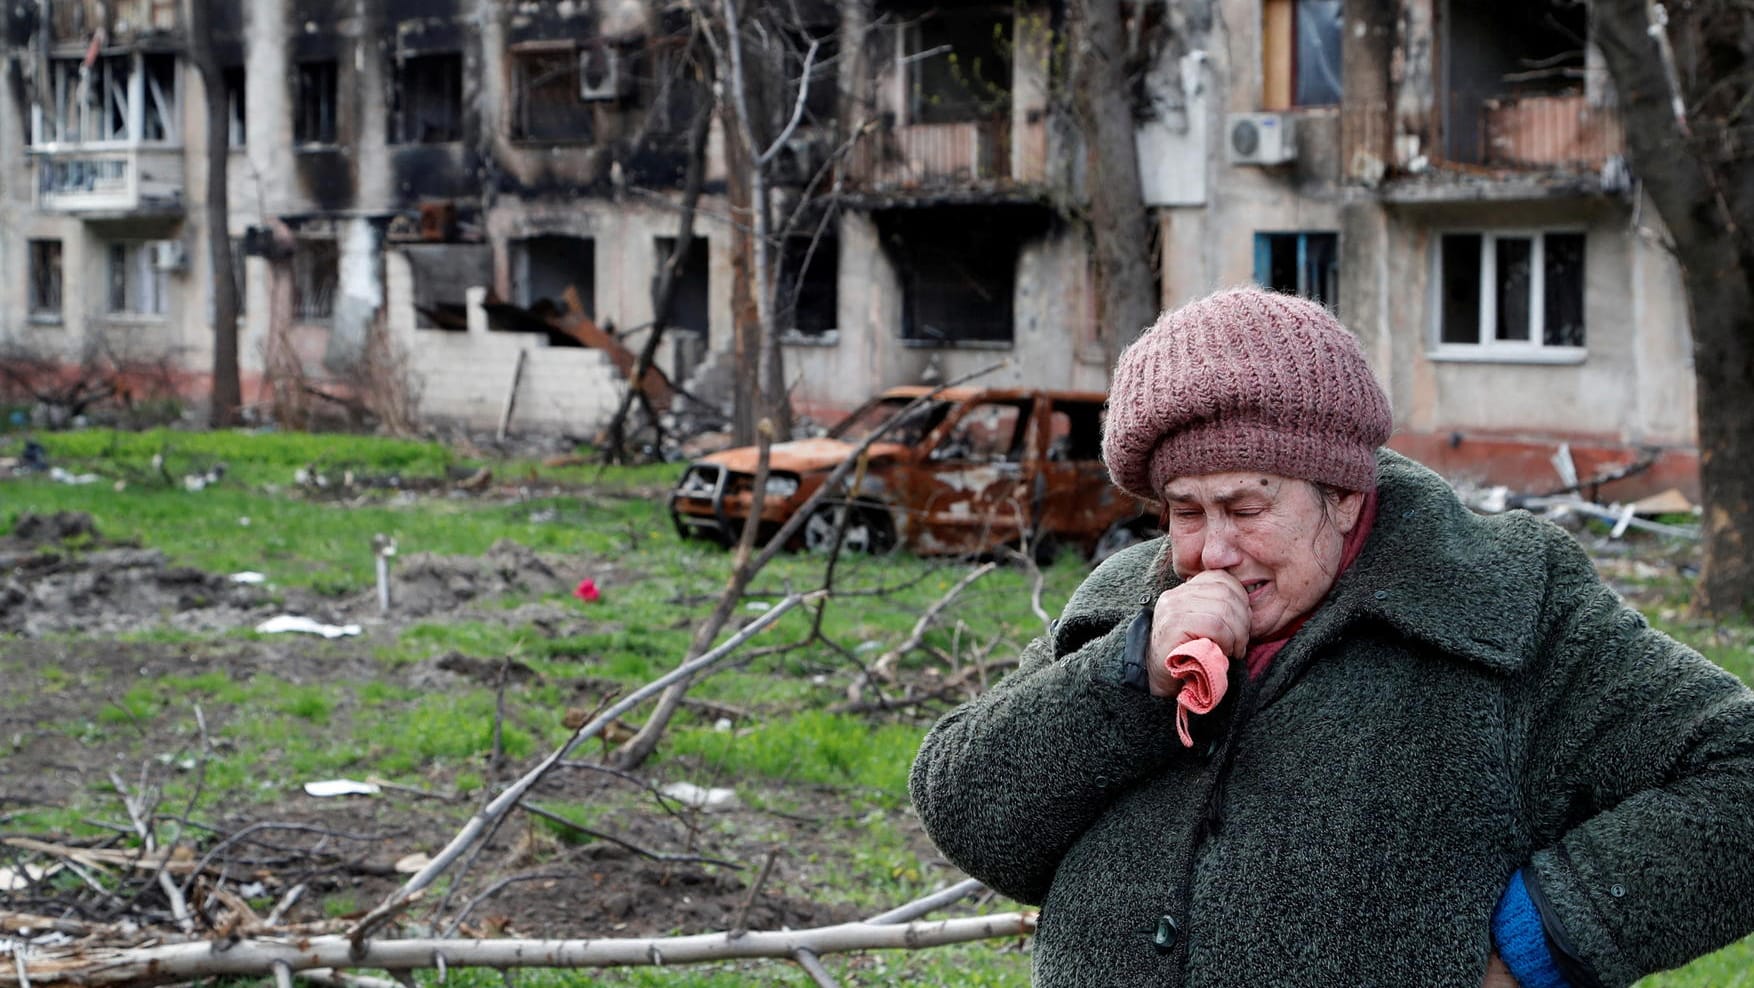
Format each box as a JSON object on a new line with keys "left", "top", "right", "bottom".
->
{"left": 1166, "top": 638, "right": 1230, "bottom": 748}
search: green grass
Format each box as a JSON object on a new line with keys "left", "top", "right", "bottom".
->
{"left": 11, "top": 428, "right": 1751, "bottom": 986}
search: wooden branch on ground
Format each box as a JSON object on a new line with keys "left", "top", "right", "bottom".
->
{"left": 3, "top": 913, "right": 1036, "bottom": 988}
{"left": 347, "top": 590, "right": 820, "bottom": 943}
{"left": 867, "top": 562, "right": 998, "bottom": 684}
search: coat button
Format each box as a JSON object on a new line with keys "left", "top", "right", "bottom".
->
{"left": 1374, "top": 590, "right": 1389, "bottom": 600}
{"left": 1610, "top": 883, "right": 1627, "bottom": 898}
{"left": 1153, "top": 914, "right": 1179, "bottom": 953}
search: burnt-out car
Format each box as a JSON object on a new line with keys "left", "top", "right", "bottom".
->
{"left": 667, "top": 386, "right": 1155, "bottom": 559}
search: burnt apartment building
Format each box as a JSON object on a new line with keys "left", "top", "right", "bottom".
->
{"left": 0, "top": 0, "right": 1700, "bottom": 496}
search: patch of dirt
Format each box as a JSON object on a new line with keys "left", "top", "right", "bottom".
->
{"left": 0, "top": 512, "right": 283, "bottom": 637}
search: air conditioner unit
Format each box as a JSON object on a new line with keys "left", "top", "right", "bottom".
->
{"left": 579, "top": 47, "right": 629, "bottom": 102}
{"left": 150, "top": 240, "right": 188, "bottom": 271}
{"left": 1227, "top": 112, "right": 1298, "bottom": 165}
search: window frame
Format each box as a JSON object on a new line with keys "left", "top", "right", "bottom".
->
{"left": 104, "top": 240, "right": 170, "bottom": 319}
{"left": 1253, "top": 230, "right": 1339, "bottom": 312}
{"left": 1429, "top": 228, "right": 1588, "bottom": 364}
{"left": 294, "top": 59, "right": 339, "bottom": 146}
{"left": 28, "top": 239, "right": 64, "bottom": 322}
{"left": 390, "top": 51, "right": 465, "bottom": 145}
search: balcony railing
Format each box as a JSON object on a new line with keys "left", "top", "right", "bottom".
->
{"left": 1340, "top": 92, "right": 1623, "bottom": 185}
{"left": 34, "top": 147, "right": 184, "bottom": 214}
{"left": 49, "top": 0, "right": 179, "bottom": 44}
{"left": 845, "top": 120, "right": 1024, "bottom": 193}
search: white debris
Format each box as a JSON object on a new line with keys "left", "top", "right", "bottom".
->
{"left": 714, "top": 717, "right": 734, "bottom": 732}
{"left": 660, "top": 782, "right": 740, "bottom": 811}
{"left": 394, "top": 852, "right": 433, "bottom": 874}
{"left": 48, "top": 467, "right": 99, "bottom": 485}
{"left": 256, "top": 615, "right": 363, "bottom": 638}
{"left": 302, "top": 778, "right": 381, "bottom": 798}
{"left": 230, "top": 571, "right": 268, "bottom": 584}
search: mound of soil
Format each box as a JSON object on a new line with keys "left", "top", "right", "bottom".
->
{"left": 0, "top": 512, "right": 274, "bottom": 637}
{"left": 388, "top": 539, "right": 618, "bottom": 618}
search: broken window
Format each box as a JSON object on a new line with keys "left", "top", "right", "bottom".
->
{"left": 106, "top": 241, "right": 169, "bottom": 317}
{"left": 879, "top": 206, "right": 1028, "bottom": 346}
{"left": 141, "top": 53, "right": 177, "bottom": 142}
{"left": 223, "top": 65, "right": 246, "bottom": 147}
{"left": 1262, "top": 0, "right": 1342, "bottom": 109}
{"left": 511, "top": 236, "right": 595, "bottom": 319}
{"left": 908, "top": 9, "right": 1013, "bottom": 124}
{"left": 512, "top": 46, "right": 594, "bottom": 143}
{"left": 777, "top": 232, "right": 838, "bottom": 338}
{"left": 1443, "top": 0, "right": 1590, "bottom": 163}
{"left": 291, "top": 238, "right": 339, "bottom": 322}
{"left": 1046, "top": 401, "right": 1105, "bottom": 463}
{"left": 653, "top": 236, "right": 711, "bottom": 340}
{"left": 406, "top": 244, "right": 491, "bottom": 332}
{"left": 1254, "top": 232, "right": 1338, "bottom": 311}
{"left": 295, "top": 60, "right": 338, "bottom": 145}
{"left": 932, "top": 401, "right": 1028, "bottom": 463}
{"left": 1437, "top": 231, "right": 1585, "bottom": 350}
{"left": 641, "top": 35, "right": 705, "bottom": 142}
{"left": 28, "top": 240, "right": 63, "bottom": 319}
{"left": 36, "top": 53, "right": 178, "bottom": 144}
{"left": 391, "top": 52, "right": 464, "bottom": 144}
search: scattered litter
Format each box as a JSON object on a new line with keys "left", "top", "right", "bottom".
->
{"left": 238, "top": 881, "right": 267, "bottom": 898}
{"left": 230, "top": 571, "right": 268, "bottom": 585}
{"left": 239, "top": 516, "right": 252, "bottom": 527}
{"left": 1550, "top": 443, "right": 1578, "bottom": 490}
{"left": 394, "top": 852, "right": 433, "bottom": 874}
{"left": 659, "top": 782, "right": 739, "bottom": 811}
{"left": 573, "top": 577, "right": 601, "bottom": 603}
{"left": 256, "top": 615, "right": 363, "bottom": 638}
{"left": 714, "top": 717, "right": 734, "bottom": 732}
{"left": 745, "top": 600, "right": 771, "bottom": 612}
{"left": 302, "top": 778, "right": 381, "bottom": 798}
{"left": 48, "top": 466, "right": 100, "bottom": 485}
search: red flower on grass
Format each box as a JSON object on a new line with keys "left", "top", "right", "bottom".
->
{"left": 573, "top": 578, "right": 601, "bottom": 603}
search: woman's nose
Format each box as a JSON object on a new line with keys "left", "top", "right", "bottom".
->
{"left": 1200, "top": 522, "right": 1243, "bottom": 571}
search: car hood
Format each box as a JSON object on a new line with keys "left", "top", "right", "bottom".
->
{"left": 700, "top": 437, "right": 908, "bottom": 475}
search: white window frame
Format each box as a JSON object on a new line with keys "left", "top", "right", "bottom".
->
{"left": 1429, "top": 228, "right": 1588, "bottom": 365}
{"left": 31, "top": 52, "right": 179, "bottom": 148}
{"left": 105, "top": 240, "right": 170, "bottom": 319}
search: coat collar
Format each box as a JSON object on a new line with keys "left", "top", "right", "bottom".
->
{"left": 1146, "top": 450, "right": 1544, "bottom": 676}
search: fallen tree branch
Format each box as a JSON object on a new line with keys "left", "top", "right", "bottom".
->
{"left": 348, "top": 590, "right": 821, "bottom": 943}
{"left": 6, "top": 913, "right": 1036, "bottom": 988}
{"left": 867, "top": 562, "right": 998, "bottom": 684}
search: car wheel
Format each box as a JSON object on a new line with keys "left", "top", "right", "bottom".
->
{"left": 803, "top": 502, "right": 896, "bottom": 555}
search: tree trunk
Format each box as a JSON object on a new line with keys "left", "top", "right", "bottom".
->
{"left": 726, "top": 97, "right": 761, "bottom": 445}
{"left": 187, "top": 0, "right": 241, "bottom": 427}
{"left": 1070, "top": 0, "right": 1158, "bottom": 366}
{"left": 1591, "top": 0, "right": 1754, "bottom": 617}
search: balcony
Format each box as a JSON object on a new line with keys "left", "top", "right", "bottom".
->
{"left": 1341, "top": 93, "right": 1628, "bottom": 201}
{"left": 845, "top": 120, "right": 1044, "bottom": 199}
{"left": 33, "top": 147, "right": 185, "bottom": 215}
{"left": 48, "top": 0, "right": 179, "bottom": 44}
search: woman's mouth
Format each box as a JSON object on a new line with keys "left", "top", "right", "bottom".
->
{"left": 1243, "top": 579, "right": 1270, "bottom": 602}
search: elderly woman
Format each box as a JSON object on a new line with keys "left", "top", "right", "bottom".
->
{"left": 909, "top": 287, "right": 1754, "bottom": 987}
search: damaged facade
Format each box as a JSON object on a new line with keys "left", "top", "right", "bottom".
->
{"left": 0, "top": 0, "right": 1697, "bottom": 498}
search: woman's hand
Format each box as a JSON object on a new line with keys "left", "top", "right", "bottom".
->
{"left": 1146, "top": 570, "right": 1250, "bottom": 697}
{"left": 1482, "top": 952, "right": 1520, "bottom": 987}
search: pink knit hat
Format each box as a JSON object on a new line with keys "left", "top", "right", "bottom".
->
{"left": 1103, "top": 287, "right": 1392, "bottom": 501}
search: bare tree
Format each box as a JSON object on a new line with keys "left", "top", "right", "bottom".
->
{"left": 184, "top": 0, "right": 242, "bottom": 427}
{"left": 1590, "top": 0, "right": 1754, "bottom": 617}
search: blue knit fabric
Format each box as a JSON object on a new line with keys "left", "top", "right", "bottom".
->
{"left": 1494, "top": 870, "right": 1572, "bottom": 988}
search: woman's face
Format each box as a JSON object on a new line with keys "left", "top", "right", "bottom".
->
{"left": 1161, "top": 472, "right": 1365, "bottom": 641}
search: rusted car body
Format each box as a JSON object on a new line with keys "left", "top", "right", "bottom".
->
{"left": 668, "top": 386, "right": 1152, "bottom": 558}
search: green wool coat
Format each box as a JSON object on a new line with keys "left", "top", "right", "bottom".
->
{"left": 910, "top": 451, "right": 1754, "bottom": 987}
